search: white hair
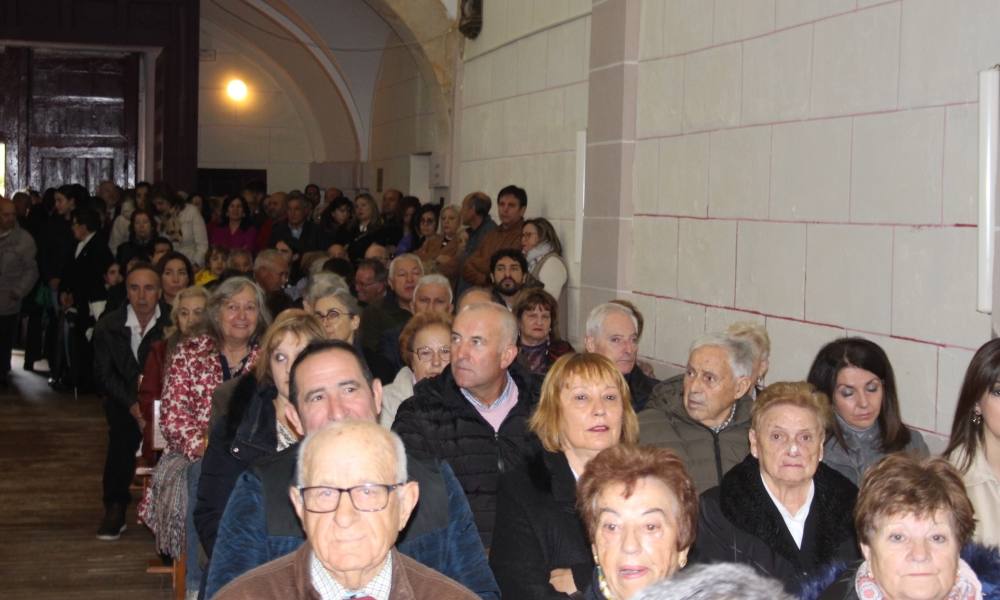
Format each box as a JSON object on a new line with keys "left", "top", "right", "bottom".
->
{"left": 296, "top": 420, "right": 408, "bottom": 488}
{"left": 689, "top": 333, "right": 755, "bottom": 380}
{"left": 254, "top": 248, "right": 285, "bottom": 271}
{"left": 585, "top": 302, "right": 638, "bottom": 338}
{"left": 633, "top": 563, "right": 793, "bottom": 600}
{"left": 388, "top": 252, "right": 424, "bottom": 280}
{"left": 304, "top": 272, "right": 350, "bottom": 307}
{"left": 413, "top": 274, "right": 453, "bottom": 305}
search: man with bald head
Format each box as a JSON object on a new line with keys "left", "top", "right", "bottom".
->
{"left": 215, "top": 421, "right": 478, "bottom": 599}
{"left": 0, "top": 197, "right": 38, "bottom": 384}
{"left": 205, "top": 340, "right": 498, "bottom": 599}
{"left": 392, "top": 303, "right": 541, "bottom": 547}
{"left": 376, "top": 273, "right": 454, "bottom": 382}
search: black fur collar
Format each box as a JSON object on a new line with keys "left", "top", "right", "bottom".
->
{"left": 719, "top": 455, "right": 858, "bottom": 572}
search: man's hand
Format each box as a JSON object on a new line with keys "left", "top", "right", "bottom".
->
{"left": 129, "top": 403, "right": 146, "bottom": 431}
{"left": 549, "top": 568, "right": 578, "bottom": 595}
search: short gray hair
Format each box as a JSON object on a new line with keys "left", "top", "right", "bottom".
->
{"left": 296, "top": 420, "right": 408, "bottom": 487}
{"left": 304, "top": 273, "right": 350, "bottom": 307}
{"left": 254, "top": 248, "right": 286, "bottom": 271}
{"left": 585, "top": 302, "right": 638, "bottom": 339}
{"left": 689, "top": 333, "right": 754, "bottom": 380}
{"left": 388, "top": 253, "right": 423, "bottom": 280}
{"left": 413, "top": 274, "right": 453, "bottom": 305}
{"left": 632, "top": 563, "right": 793, "bottom": 600}
{"left": 460, "top": 302, "right": 518, "bottom": 347}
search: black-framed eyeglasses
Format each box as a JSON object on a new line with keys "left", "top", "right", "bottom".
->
{"left": 314, "top": 308, "right": 348, "bottom": 323}
{"left": 297, "top": 483, "right": 404, "bottom": 513}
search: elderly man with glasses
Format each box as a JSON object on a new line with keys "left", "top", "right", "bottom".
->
{"left": 215, "top": 420, "right": 479, "bottom": 599}
{"left": 206, "top": 340, "right": 498, "bottom": 599}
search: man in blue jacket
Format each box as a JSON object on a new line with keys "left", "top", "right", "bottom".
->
{"left": 205, "top": 339, "right": 498, "bottom": 599}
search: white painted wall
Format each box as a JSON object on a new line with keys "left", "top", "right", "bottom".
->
{"left": 456, "top": 0, "right": 592, "bottom": 343}
{"left": 630, "top": 0, "right": 1000, "bottom": 445}
{"left": 198, "top": 21, "right": 345, "bottom": 192}
{"left": 366, "top": 32, "right": 443, "bottom": 198}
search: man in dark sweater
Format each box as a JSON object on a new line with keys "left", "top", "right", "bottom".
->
{"left": 584, "top": 302, "right": 659, "bottom": 412}
{"left": 392, "top": 302, "right": 541, "bottom": 547}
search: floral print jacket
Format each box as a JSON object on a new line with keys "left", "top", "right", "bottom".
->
{"left": 160, "top": 334, "right": 259, "bottom": 460}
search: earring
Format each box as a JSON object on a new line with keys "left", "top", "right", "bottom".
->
{"left": 679, "top": 556, "right": 688, "bottom": 568}
{"left": 972, "top": 410, "right": 983, "bottom": 426}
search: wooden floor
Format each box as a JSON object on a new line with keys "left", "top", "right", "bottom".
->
{"left": 0, "top": 354, "right": 172, "bottom": 599}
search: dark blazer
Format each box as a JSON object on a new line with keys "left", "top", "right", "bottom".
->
{"left": 92, "top": 302, "right": 171, "bottom": 410}
{"left": 691, "top": 455, "right": 859, "bottom": 594}
{"left": 392, "top": 362, "right": 542, "bottom": 548}
{"left": 626, "top": 365, "right": 658, "bottom": 412}
{"left": 490, "top": 450, "right": 594, "bottom": 599}
{"left": 115, "top": 237, "right": 155, "bottom": 267}
{"left": 61, "top": 232, "right": 114, "bottom": 324}
{"left": 39, "top": 213, "right": 74, "bottom": 284}
{"left": 268, "top": 219, "right": 326, "bottom": 252}
{"left": 194, "top": 374, "right": 278, "bottom": 556}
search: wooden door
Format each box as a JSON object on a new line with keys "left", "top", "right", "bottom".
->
{"left": 27, "top": 51, "right": 139, "bottom": 192}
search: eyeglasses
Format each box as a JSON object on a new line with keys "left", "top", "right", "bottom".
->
{"left": 297, "top": 483, "right": 404, "bottom": 513}
{"left": 314, "top": 308, "right": 348, "bottom": 323}
{"left": 414, "top": 346, "right": 451, "bottom": 363}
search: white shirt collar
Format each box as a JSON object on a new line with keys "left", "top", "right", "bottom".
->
{"left": 760, "top": 473, "right": 814, "bottom": 549}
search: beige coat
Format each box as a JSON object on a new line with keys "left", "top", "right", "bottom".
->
{"left": 951, "top": 447, "right": 1000, "bottom": 548}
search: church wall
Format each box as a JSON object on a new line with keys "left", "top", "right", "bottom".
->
{"left": 456, "top": 0, "right": 593, "bottom": 344}
{"left": 627, "top": 0, "right": 1000, "bottom": 446}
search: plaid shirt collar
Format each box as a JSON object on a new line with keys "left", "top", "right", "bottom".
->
{"left": 309, "top": 549, "right": 393, "bottom": 600}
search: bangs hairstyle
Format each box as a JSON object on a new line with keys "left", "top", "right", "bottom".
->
{"left": 751, "top": 381, "right": 833, "bottom": 434}
{"left": 529, "top": 353, "right": 638, "bottom": 453}
{"left": 254, "top": 309, "right": 326, "bottom": 382}
{"left": 854, "top": 454, "right": 975, "bottom": 548}
{"left": 399, "top": 311, "right": 454, "bottom": 369}
{"left": 513, "top": 288, "right": 562, "bottom": 342}
{"left": 201, "top": 277, "right": 272, "bottom": 345}
{"left": 577, "top": 444, "right": 698, "bottom": 550}
{"left": 806, "top": 337, "right": 911, "bottom": 453}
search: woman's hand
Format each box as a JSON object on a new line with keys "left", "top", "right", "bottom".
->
{"left": 549, "top": 568, "right": 578, "bottom": 595}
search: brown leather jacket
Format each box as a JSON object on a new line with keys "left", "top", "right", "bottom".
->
{"left": 461, "top": 219, "right": 524, "bottom": 286}
{"left": 214, "top": 545, "right": 478, "bottom": 600}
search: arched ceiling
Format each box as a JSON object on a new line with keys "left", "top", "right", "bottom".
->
{"left": 201, "top": 0, "right": 459, "bottom": 162}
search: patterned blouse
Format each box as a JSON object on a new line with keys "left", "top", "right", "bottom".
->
{"left": 160, "top": 334, "right": 260, "bottom": 460}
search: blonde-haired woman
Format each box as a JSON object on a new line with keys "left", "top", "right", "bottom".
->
{"left": 194, "top": 309, "right": 325, "bottom": 556}
{"left": 490, "top": 353, "right": 639, "bottom": 599}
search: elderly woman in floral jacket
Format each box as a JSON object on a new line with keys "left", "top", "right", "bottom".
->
{"left": 139, "top": 277, "right": 269, "bottom": 584}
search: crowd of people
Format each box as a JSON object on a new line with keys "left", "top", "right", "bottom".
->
{"left": 0, "top": 180, "right": 998, "bottom": 600}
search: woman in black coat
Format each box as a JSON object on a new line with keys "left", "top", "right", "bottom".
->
{"left": 489, "top": 353, "right": 639, "bottom": 599}
{"left": 691, "top": 382, "right": 859, "bottom": 595}
{"left": 193, "top": 310, "right": 325, "bottom": 556}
